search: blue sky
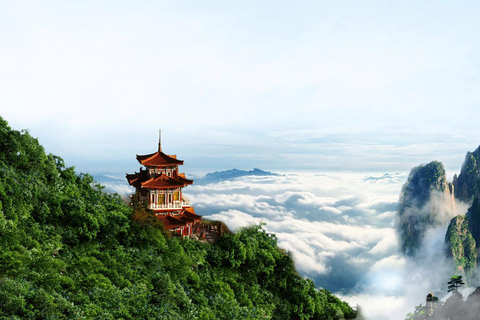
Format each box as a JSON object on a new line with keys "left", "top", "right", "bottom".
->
{"left": 1, "top": 1, "right": 479, "bottom": 176}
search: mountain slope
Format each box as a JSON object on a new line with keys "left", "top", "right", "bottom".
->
{"left": 0, "top": 117, "right": 355, "bottom": 320}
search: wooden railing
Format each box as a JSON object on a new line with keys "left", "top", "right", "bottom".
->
{"left": 149, "top": 198, "right": 191, "bottom": 210}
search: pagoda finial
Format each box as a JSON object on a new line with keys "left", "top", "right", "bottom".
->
{"left": 158, "top": 129, "right": 162, "bottom": 152}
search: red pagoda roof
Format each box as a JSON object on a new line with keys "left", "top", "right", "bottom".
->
{"left": 126, "top": 169, "right": 147, "bottom": 187}
{"left": 141, "top": 174, "right": 187, "bottom": 189}
{"left": 182, "top": 207, "right": 202, "bottom": 221}
{"left": 158, "top": 215, "right": 187, "bottom": 229}
{"left": 126, "top": 170, "right": 193, "bottom": 190}
{"left": 136, "top": 150, "right": 183, "bottom": 167}
{"left": 178, "top": 215, "right": 196, "bottom": 223}
{"left": 176, "top": 173, "right": 193, "bottom": 185}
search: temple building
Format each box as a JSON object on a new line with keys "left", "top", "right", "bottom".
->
{"left": 126, "top": 133, "right": 201, "bottom": 236}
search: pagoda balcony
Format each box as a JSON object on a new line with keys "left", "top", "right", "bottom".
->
{"left": 149, "top": 198, "right": 191, "bottom": 210}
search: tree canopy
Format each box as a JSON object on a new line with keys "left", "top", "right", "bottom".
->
{"left": 0, "top": 117, "right": 356, "bottom": 319}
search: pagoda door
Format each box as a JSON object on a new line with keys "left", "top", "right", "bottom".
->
{"left": 158, "top": 193, "right": 165, "bottom": 207}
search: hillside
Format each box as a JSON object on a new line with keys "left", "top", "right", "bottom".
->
{"left": 0, "top": 118, "right": 356, "bottom": 319}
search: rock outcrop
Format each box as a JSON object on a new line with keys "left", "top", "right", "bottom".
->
{"left": 453, "top": 146, "right": 480, "bottom": 203}
{"left": 397, "top": 161, "right": 455, "bottom": 256}
{"left": 466, "top": 198, "right": 480, "bottom": 248}
{"left": 445, "top": 146, "right": 480, "bottom": 275}
{"left": 398, "top": 146, "right": 480, "bottom": 275}
{"left": 444, "top": 215, "right": 477, "bottom": 274}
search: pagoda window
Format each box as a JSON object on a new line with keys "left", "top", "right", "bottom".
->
{"left": 158, "top": 193, "right": 165, "bottom": 205}
{"left": 151, "top": 193, "right": 155, "bottom": 206}
{"left": 173, "top": 190, "right": 180, "bottom": 201}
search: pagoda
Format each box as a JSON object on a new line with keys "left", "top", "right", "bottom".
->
{"left": 126, "top": 132, "right": 201, "bottom": 236}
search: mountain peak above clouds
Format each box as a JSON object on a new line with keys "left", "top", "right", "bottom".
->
{"left": 453, "top": 145, "right": 480, "bottom": 203}
{"left": 195, "top": 168, "right": 281, "bottom": 185}
{"left": 397, "top": 160, "right": 455, "bottom": 256}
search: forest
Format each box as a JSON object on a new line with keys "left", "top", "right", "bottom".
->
{"left": 0, "top": 117, "right": 356, "bottom": 319}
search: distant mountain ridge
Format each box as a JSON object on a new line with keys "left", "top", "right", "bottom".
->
{"left": 195, "top": 168, "right": 281, "bottom": 185}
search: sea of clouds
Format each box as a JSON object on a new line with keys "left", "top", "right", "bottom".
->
{"left": 101, "top": 171, "right": 469, "bottom": 320}
{"left": 189, "top": 172, "right": 408, "bottom": 319}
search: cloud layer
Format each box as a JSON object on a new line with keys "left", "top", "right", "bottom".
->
{"left": 184, "top": 172, "right": 409, "bottom": 318}
{"left": 106, "top": 170, "right": 473, "bottom": 319}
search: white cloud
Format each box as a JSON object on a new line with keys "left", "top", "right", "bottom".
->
{"left": 370, "top": 255, "right": 406, "bottom": 273}
{"left": 338, "top": 294, "right": 406, "bottom": 320}
{"left": 369, "top": 232, "right": 400, "bottom": 255}
{"left": 187, "top": 172, "right": 406, "bottom": 302}
{"left": 100, "top": 183, "right": 135, "bottom": 198}
{"left": 204, "top": 209, "right": 263, "bottom": 230}
{"left": 106, "top": 169, "right": 465, "bottom": 319}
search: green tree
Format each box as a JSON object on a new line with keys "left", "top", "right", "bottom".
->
{"left": 447, "top": 275, "right": 465, "bottom": 293}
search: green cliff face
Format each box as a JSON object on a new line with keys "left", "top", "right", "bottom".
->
{"left": 444, "top": 215, "right": 477, "bottom": 275}
{"left": 466, "top": 197, "right": 480, "bottom": 248}
{"left": 443, "top": 146, "right": 480, "bottom": 275}
{"left": 397, "top": 161, "right": 453, "bottom": 256}
{"left": 453, "top": 146, "right": 480, "bottom": 203}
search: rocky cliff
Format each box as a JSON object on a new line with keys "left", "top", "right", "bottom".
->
{"left": 444, "top": 215, "right": 477, "bottom": 274}
{"left": 453, "top": 146, "right": 480, "bottom": 203}
{"left": 466, "top": 197, "right": 480, "bottom": 248}
{"left": 397, "top": 161, "right": 455, "bottom": 256}
{"left": 399, "top": 145, "right": 480, "bottom": 276}
{"left": 445, "top": 146, "right": 480, "bottom": 275}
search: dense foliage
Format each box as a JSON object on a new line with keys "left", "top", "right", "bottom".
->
{"left": 0, "top": 118, "right": 355, "bottom": 319}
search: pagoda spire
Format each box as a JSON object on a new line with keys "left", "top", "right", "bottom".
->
{"left": 158, "top": 129, "right": 162, "bottom": 152}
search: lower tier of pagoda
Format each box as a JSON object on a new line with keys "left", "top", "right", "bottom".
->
{"left": 156, "top": 206, "right": 202, "bottom": 237}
